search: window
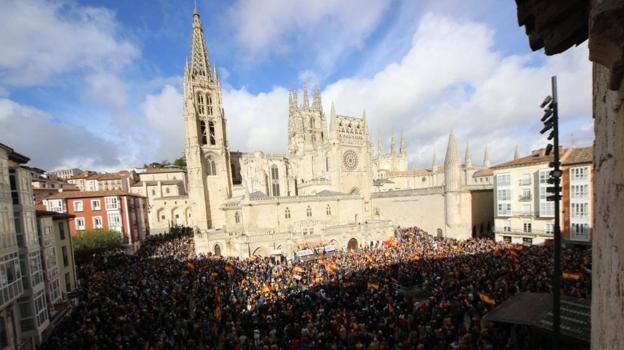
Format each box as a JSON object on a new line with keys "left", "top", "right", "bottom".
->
{"left": 58, "top": 222, "right": 65, "bottom": 240}
{"left": 306, "top": 206, "right": 312, "bottom": 217}
{"left": 523, "top": 238, "right": 533, "bottom": 246}
{"left": 91, "top": 199, "right": 100, "bottom": 210}
{"left": 166, "top": 188, "right": 170, "bottom": 194}
{"left": 65, "top": 272, "right": 71, "bottom": 291}
{"left": 200, "top": 121, "right": 208, "bottom": 145}
{"left": 161, "top": 215, "right": 165, "bottom": 220}
{"left": 326, "top": 156, "right": 329, "bottom": 172}
{"left": 521, "top": 204, "right": 532, "bottom": 216}
{"left": 107, "top": 212, "right": 122, "bottom": 232}
{"left": 540, "top": 202, "right": 554, "bottom": 217}
{"left": 326, "top": 205, "right": 331, "bottom": 216}
{"left": 571, "top": 223, "right": 590, "bottom": 241}
{"left": 497, "top": 203, "right": 511, "bottom": 216}
{"left": 503, "top": 221, "right": 511, "bottom": 232}
{"left": 105, "top": 196, "right": 119, "bottom": 210}
{"left": 234, "top": 211, "right": 240, "bottom": 223}
{"left": 207, "top": 157, "right": 216, "bottom": 176}
{"left": 519, "top": 173, "right": 531, "bottom": 185}
{"left": 571, "top": 203, "right": 589, "bottom": 219}
{"left": 207, "top": 94, "right": 213, "bottom": 115}
{"left": 497, "top": 189, "right": 511, "bottom": 201}
{"left": 271, "top": 165, "right": 280, "bottom": 197}
{"left": 93, "top": 216, "right": 103, "bottom": 229}
{"left": 285, "top": 207, "right": 291, "bottom": 219}
{"left": 75, "top": 217, "right": 85, "bottom": 230}
{"left": 62, "top": 247, "right": 69, "bottom": 267}
{"left": 571, "top": 166, "right": 589, "bottom": 181}
{"left": 496, "top": 173, "right": 511, "bottom": 186}
{"left": 523, "top": 222, "right": 532, "bottom": 233}
{"left": 503, "top": 236, "right": 512, "bottom": 244}
{"left": 546, "top": 223, "right": 554, "bottom": 235}
{"left": 197, "top": 93, "right": 205, "bottom": 114}
{"left": 571, "top": 184, "right": 588, "bottom": 199}
{"left": 73, "top": 200, "right": 83, "bottom": 212}
{"left": 520, "top": 188, "right": 531, "bottom": 201}
{"left": 209, "top": 121, "right": 216, "bottom": 145}
{"left": 538, "top": 169, "right": 554, "bottom": 217}
{"left": 151, "top": 189, "right": 156, "bottom": 196}
{"left": 34, "top": 290, "right": 48, "bottom": 327}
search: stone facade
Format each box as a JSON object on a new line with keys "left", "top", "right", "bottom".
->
{"left": 182, "top": 9, "right": 493, "bottom": 258}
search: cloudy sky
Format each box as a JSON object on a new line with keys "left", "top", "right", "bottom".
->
{"left": 0, "top": 0, "right": 592, "bottom": 171}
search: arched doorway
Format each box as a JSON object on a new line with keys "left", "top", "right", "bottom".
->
{"left": 347, "top": 238, "right": 358, "bottom": 252}
{"left": 214, "top": 244, "right": 221, "bottom": 257}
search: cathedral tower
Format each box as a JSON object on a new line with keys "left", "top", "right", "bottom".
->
{"left": 443, "top": 131, "right": 471, "bottom": 239}
{"left": 184, "top": 8, "right": 232, "bottom": 230}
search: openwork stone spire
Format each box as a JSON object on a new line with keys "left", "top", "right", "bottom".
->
{"left": 312, "top": 85, "right": 322, "bottom": 111}
{"left": 190, "top": 9, "right": 212, "bottom": 79}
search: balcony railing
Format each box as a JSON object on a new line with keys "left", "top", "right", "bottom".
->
{"left": 518, "top": 195, "right": 532, "bottom": 201}
{"left": 518, "top": 179, "right": 532, "bottom": 186}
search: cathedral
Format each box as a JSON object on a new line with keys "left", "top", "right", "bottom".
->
{"left": 178, "top": 9, "right": 493, "bottom": 258}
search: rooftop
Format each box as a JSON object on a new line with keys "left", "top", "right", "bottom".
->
{"left": 562, "top": 146, "right": 592, "bottom": 165}
{"left": 46, "top": 189, "right": 145, "bottom": 200}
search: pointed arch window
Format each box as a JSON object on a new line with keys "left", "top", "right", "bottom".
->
{"left": 306, "top": 206, "right": 312, "bottom": 217}
{"left": 207, "top": 94, "right": 213, "bottom": 115}
{"left": 326, "top": 205, "right": 331, "bottom": 216}
{"left": 325, "top": 154, "right": 329, "bottom": 172}
{"left": 271, "top": 165, "right": 280, "bottom": 197}
{"left": 200, "top": 121, "right": 208, "bottom": 145}
{"left": 310, "top": 117, "right": 314, "bottom": 128}
{"left": 197, "top": 93, "right": 205, "bottom": 115}
{"left": 207, "top": 157, "right": 216, "bottom": 176}
{"left": 234, "top": 211, "right": 240, "bottom": 223}
{"left": 285, "top": 207, "right": 291, "bottom": 219}
{"left": 208, "top": 121, "right": 216, "bottom": 145}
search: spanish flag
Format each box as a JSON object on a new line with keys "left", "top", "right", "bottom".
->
{"left": 186, "top": 261, "right": 195, "bottom": 270}
{"left": 367, "top": 282, "right": 380, "bottom": 291}
{"left": 479, "top": 292, "right": 496, "bottom": 308}
{"left": 563, "top": 271, "right": 581, "bottom": 282}
{"left": 293, "top": 266, "right": 305, "bottom": 274}
{"left": 262, "top": 284, "right": 273, "bottom": 294}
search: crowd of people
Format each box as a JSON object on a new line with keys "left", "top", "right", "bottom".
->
{"left": 42, "top": 226, "right": 591, "bottom": 349}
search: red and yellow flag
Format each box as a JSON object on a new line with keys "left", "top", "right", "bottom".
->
{"left": 563, "top": 271, "right": 581, "bottom": 282}
{"left": 479, "top": 292, "right": 496, "bottom": 308}
{"left": 367, "top": 282, "right": 380, "bottom": 291}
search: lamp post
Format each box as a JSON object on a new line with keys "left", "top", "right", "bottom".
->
{"left": 539, "top": 75, "right": 561, "bottom": 350}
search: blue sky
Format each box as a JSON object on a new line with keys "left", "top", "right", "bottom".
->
{"left": 0, "top": 0, "right": 592, "bottom": 170}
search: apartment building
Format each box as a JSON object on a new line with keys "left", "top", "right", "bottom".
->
{"left": 562, "top": 147, "right": 593, "bottom": 244}
{"left": 68, "top": 172, "right": 135, "bottom": 192}
{"left": 44, "top": 190, "right": 148, "bottom": 246}
{"left": 0, "top": 143, "right": 27, "bottom": 350}
{"left": 45, "top": 169, "right": 83, "bottom": 181}
{"left": 492, "top": 147, "right": 595, "bottom": 246}
{"left": 492, "top": 148, "right": 557, "bottom": 245}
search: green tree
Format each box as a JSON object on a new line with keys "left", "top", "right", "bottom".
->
{"left": 173, "top": 154, "right": 186, "bottom": 168}
{"left": 73, "top": 230, "right": 123, "bottom": 265}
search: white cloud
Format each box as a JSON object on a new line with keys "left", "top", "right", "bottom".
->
{"left": 0, "top": 0, "right": 138, "bottom": 86}
{"left": 85, "top": 71, "right": 128, "bottom": 108}
{"left": 0, "top": 98, "right": 120, "bottom": 170}
{"left": 142, "top": 85, "right": 185, "bottom": 162}
{"left": 227, "top": 0, "right": 390, "bottom": 76}
{"left": 190, "top": 13, "right": 590, "bottom": 169}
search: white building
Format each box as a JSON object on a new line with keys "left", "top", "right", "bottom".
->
{"left": 155, "top": 9, "right": 494, "bottom": 258}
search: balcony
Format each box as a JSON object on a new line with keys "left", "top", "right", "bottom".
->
{"left": 518, "top": 179, "right": 532, "bottom": 186}
{"left": 518, "top": 194, "right": 532, "bottom": 201}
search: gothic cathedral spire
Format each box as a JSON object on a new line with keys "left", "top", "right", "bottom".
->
{"left": 190, "top": 8, "right": 212, "bottom": 80}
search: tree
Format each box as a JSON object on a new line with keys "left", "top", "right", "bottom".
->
{"left": 173, "top": 154, "right": 186, "bottom": 168}
{"left": 73, "top": 230, "right": 123, "bottom": 265}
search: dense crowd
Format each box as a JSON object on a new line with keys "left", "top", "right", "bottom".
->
{"left": 42, "top": 227, "right": 591, "bottom": 349}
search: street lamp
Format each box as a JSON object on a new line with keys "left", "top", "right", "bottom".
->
{"left": 539, "top": 76, "right": 562, "bottom": 350}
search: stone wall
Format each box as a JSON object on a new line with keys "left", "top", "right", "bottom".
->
{"left": 591, "top": 62, "right": 624, "bottom": 349}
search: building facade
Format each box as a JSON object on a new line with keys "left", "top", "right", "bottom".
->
{"left": 492, "top": 146, "right": 594, "bottom": 246}
{"left": 174, "top": 9, "right": 494, "bottom": 258}
{"left": 44, "top": 191, "right": 148, "bottom": 246}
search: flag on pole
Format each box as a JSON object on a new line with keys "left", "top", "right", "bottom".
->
{"left": 479, "top": 292, "right": 496, "bottom": 308}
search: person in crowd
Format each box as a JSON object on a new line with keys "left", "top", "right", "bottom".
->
{"left": 42, "top": 226, "right": 591, "bottom": 350}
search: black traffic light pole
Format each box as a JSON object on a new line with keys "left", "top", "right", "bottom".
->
{"left": 540, "top": 75, "right": 561, "bottom": 350}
